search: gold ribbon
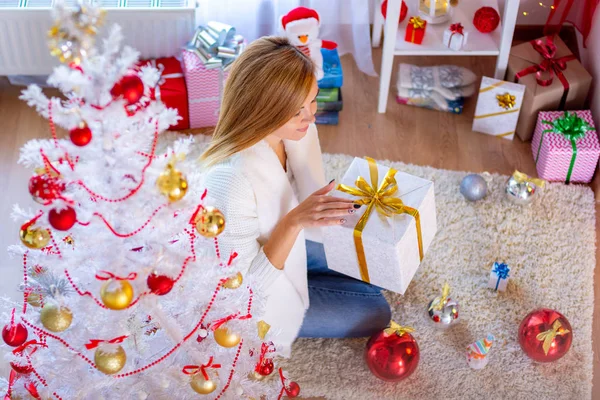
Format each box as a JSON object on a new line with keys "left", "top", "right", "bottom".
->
{"left": 479, "top": 80, "right": 505, "bottom": 93}
{"left": 536, "top": 319, "right": 570, "bottom": 355}
{"left": 512, "top": 170, "right": 546, "bottom": 188}
{"left": 383, "top": 321, "right": 415, "bottom": 337}
{"left": 428, "top": 282, "right": 450, "bottom": 311}
{"left": 408, "top": 16, "right": 425, "bottom": 43}
{"left": 337, "top": 157, "right": 423, "bottom": 283}
{"left": 496, "top": 92, "right": 516, "bottom": 109}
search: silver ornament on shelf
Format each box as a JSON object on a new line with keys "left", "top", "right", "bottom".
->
{"left": 505, "top": 170, "right": 545, "bottom": 205}
{"left": 460, "top": 173, "right": 489, "bottom": 201}
{"left": 427, "top": 283, "right": 459, "bottom": 326}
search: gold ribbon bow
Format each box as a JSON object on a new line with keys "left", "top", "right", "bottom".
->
{"left": 383, "top": 321, "right": 415, "bottom": 337}
{"left": 496, "top": 92, "right": 516, "bottom": 110}
{"left": 536, "top": 319, "right": 570, "bottom": 356}
{"left": 428, "top": 282, "right": 450, "bottom": 311}
{"left": 512, "top": 170, "right": 546, "bottom": 188}
{"left": 337, "top": 157, "right": 423, "bottom": 283}
{"left": 409, "top": 16, "right": 425, "bottom": 29}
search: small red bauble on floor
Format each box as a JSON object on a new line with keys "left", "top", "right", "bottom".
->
{"left": 48, "top": 206, "right": 77, "bottom": 231}
{"left": 365, "top": 322, "right": 419, "bottom": 381}
{"left": 29, "top": 174, "right": 65, "bottom": 204}
{"left": 381, "top": 0, "right": 408, "bottom": 23}
{"left": 285, "top": 381, "right": 300, "bottom": 398}
{"left": 473, "top": 7, "right": 500, "bottom": 33}
{"left": 111, "top": 74, "right": 144, "bottom": 105}
{"left": 69, "top": 122, "right": 92, "bottom": 146}
{"left": 2, "top": 322, "right": 28, "bottom": 347}
{"left": 518, "top": 308, "right": 572, "bottom": 362}
{"left": 147, "top": 273, "right": 175, "bottom": 295}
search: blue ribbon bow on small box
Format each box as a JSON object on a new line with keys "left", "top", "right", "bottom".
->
{"left": 489, "top": 262, "right": 510, "bottom": 291}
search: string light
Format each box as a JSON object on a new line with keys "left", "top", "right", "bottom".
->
{"left": 523, "top": 11, "right": 528, "bottom": 15}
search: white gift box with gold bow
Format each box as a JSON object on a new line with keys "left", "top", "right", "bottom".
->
{"left": 322, "top": 157, "right": 437, "bottom": 294}
{"left": 472, "top": 77, "right": 526, "bottom": 140}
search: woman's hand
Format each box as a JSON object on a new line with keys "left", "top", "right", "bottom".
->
{"left": 285, "top": 180, "right": 360, "bottom": 229}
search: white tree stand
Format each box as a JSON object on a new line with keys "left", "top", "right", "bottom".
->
{"left": 373, "top": 0, "right": 520, "bottom": 113}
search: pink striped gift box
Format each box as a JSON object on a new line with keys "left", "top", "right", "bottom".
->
{"left": 182, "top": 51, "right": 230, "bottom": 129}
{"left": 532, "top": 110, "right": 599, "bottom": 183}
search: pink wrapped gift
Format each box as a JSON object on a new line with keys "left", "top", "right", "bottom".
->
{"left": 182, "top": 50, "right": 230, "bottom": 129}
{"left": 532, "top": 110, "right": 599, "bottom": 183}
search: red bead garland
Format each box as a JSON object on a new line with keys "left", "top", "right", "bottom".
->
{"left": 48, "top": 206, "right": 77, "bottom": 231}
{"left": 473, "top": 7, "right": 500, "bottom": 33}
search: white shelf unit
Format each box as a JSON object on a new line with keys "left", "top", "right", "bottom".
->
{"left": 373, "top": 0, "right": 520, "bottom": 113}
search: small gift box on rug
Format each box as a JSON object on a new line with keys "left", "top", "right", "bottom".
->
{"left": 138, "top": 57, "right": 189, "bottom": 131}
{"left": 318, "top": 48, "right": 343, "bottom": 89}
{"left": 507, "top": 35, "right": 592, "bottom": 141}
{"left": 405, "top": 16, "right": 427, "bottom": 45}
{"left": 443, "top": 23, "right": 468, "bottom": 51}
{"left": 472, "top": 77, "right": 526, "bottom": 140}
{"left": 182, "top": 22, "right": 245, "bottom": 129}
{"left": 488, "top": 262, "right": 510, "bottom": 291}
{"left": 322, "top": 157, "right": 437, "bottom": 294}
{"left": 532, "top": 110, "right": 599, "bottom": 183}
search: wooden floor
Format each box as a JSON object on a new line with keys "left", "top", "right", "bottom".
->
{"left": 0, "top": 47, "right": 598, "bottom": 398}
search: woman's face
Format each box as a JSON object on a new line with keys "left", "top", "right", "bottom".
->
{"left": 271, "top": 81, "right": 319, "bottom": 141}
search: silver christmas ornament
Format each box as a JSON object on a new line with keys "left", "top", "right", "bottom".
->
{"left": 505, "top": 171, "right": 545, "bottom": 205}
{"left": 427, "top": 283, "right": 459, "bottom": 326}
{"left": 460, "top": 174, "right": 488, "bottom": 201}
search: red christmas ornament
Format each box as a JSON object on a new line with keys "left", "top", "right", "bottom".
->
{"left": 10, "top": 361, "right": 33, "bottom": 374}
{"left": 285, "top": 381, "right": 300, "bottom": 398}
{"left": 147, "top": 273, "right": 175, "bottom": 295}
{"left": 381, "top": 0, "right": 408, "bottom": 23}
{"left": 111, "top": 74, "right": 144, "bottom": 105}
{"left": 48, "top": 206, "right": 77, "bottom": 231}
{"left": 365, "top": 324, "right": 419, "bottom": 381}
{"left": 473, "top": 7, "right": 500, "bottom": 33}
{"left": 69, "top": 123, "right": 92, "bottom": 146}
{"left": 518, "top": 308, "right": 573, "bottom": 362}
{"left": 29, "top": 174, "right": 65, "bottom": 205}
{"left": 256, "top": 359, "right": 274, "bottom": 376}
{"left": 2, "top": 322, "right": 28, "bottom": 347}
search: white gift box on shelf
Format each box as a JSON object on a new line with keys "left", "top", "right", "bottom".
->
{"left": 322, "top": 157, "right": 437, "bottom": 294}
{"left": 442, "top": 23, "right": 468, "bottom": 51}
{"left": 487, "top": 262, "right": 510, "bottom": 291}
{"left": 472, "top": 76, "right": 526, "bottom": 140}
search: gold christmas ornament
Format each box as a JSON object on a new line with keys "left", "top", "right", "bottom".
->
{"left": 100, "top": 280, "right": 134, "bottom": 310}
{"left": 95, "top": 345, "right": 127, "bottom": 375}
{"left": 223, "top": 272, "right": 243, "bottom": 289}
{"left": 156, "top": 163, "right": 188, "bottom": 202}
{"left": 48, "top": 26, "right": 85, "bottom": 65}
{"left": 40, "top": 304, "right": 73, "bottom": 332}
{"left": 213, "top": 325, "right": 241, "bottom": 348}
{"left": 27, "top": 293, "right": 41, "bottom": 307}
{"left": 195, "top": 206, "right": 225, "bottom": 238}
{"left": 19, "top": 225, "right": 50, "bottom": 249}
{"left": 190, "top": 373, "right": 217, "bottom": 395}
{"left": 257, "top": 320, "right": 271, "bottom": 340}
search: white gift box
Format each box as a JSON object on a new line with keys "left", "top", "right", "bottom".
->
{"left": 442, "top": 25, "right": 468, "bottom": 51}
{"left": 472, "top": 77, "right": 526, "bottom": 140}
{"left": 322, "top": 157, "right": 437, "bottom": 294}
{"left": 487, "top": 262, "right": 510, "bottom": 291}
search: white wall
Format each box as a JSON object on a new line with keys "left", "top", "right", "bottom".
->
{"left": 579, "top": 10, "right": 600, "bottom": 124}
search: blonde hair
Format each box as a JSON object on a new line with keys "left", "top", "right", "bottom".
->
{"left": 200, "top": 36, "right": 316, "bottom": 167}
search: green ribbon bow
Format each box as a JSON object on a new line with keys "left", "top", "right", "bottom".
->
{"left": 535, "top": 111, "right": 595, "bottom": 183}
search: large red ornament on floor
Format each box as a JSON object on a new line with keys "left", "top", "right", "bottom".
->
{"left": 2, "top": 322, "right": 28, "bottom": 347}
{"left": 365, "top": 322, "right": 419, "bottom": 381}
{"left": 381, "top": 0, "right": 408, "bottom": 23}
{"left": 111, "top": 74, "right": 144, "bottom": 105}
{"left": 48, "top": 206, "right": 77, "bottom": 231}
{"left": 518, "top": 308, "right": 572, "bottom": 362}
{"left": 473, "top": 7, "right": 500, "bottom": 33}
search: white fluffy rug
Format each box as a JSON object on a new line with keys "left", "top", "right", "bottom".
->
{"left": 169, "top": 133, "right": 595, "bottom": 400}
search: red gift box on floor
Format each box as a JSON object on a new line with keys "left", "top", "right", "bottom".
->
{"left": 405, "top": 16, "right": 427, "bottom": 44}
{"left": 139, "top": 57, "right": 190, "bottom": 131}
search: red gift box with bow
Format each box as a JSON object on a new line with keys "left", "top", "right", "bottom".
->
{"left": 138, "top": 57, "right": 190, "bottom": 131}
{"left": 507, "top": 35, "right": 592, "bottom": 141}
{"left": 405, "top": 16, "right": 427, "bottom": 45}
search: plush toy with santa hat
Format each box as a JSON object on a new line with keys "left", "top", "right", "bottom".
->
{"left": 281, "top": 7, "right": 338, "bottom": 80}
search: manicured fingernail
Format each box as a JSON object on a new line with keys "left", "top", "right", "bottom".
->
{"left": 329, "top": 179, "right": 335, "bottom": 184}
{"left": 348, "top": 209, "right": 355, "bottom": 214}
{"left": 353, "top": 204, "right": 361, "bottom": 209}
{"left": 340, "top": 218, "right": 346, "bottom": 224}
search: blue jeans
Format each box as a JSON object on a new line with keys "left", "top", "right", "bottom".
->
{"left": 298, "top": 241, "right": 392, "bottom": 338}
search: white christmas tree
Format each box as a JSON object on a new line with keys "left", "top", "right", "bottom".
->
{"left": 0, "top": 2, "right": 299, "bottom": 399}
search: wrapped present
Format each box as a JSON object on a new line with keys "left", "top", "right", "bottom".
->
{"left": 318, "top": 48, "right": 343, "bottom": 89}
{"left": 138, "top": 57, "right": 189, "bottom": 131}
{"left": 443, "top": 23, "right": 468, "bottom": 51}
{"left": 317, "top": 89, "right": 343, "bottom": 112}
{"left": 488, "top": 262, "right": 510, "bottom": 291}
{"left": 472, "top": 77, "right": 526, "bottom": 140}
{"left": 322, "top": 157, "right": 437, "bottom": 294}
{"left": 182, "top": 22, "right": 245, "bottom": 128}
{"left": 532, "top": 110, "right": 599, "bottom": 183}
{"left": 405, "top": 16, "right": 427, "bottom": 45}
{"left": 315, "top": 111, "right": 339, "bottom": 125}
{"left": 507, "top": 35, "right": 592, "bottom": 141}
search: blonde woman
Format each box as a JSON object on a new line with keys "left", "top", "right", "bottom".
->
{"left": 201, "top": 37, "right": 391, "bottom": 357}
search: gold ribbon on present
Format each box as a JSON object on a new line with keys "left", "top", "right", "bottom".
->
{"left": 536, "top": 319, "right": 570, "bottom": 355}
{"left": 337, "top": 157, "right": 424, "bottom": 283}
{"left": 512, "top": 170, "right": 546, "bottom": 188}
{"left": 383, "top": 321, "right": 415, "bottom": 337}
{"left": 408, "top": 16, "right": 425, "bottom": 43}
{"left": 496, "top": 92, "right": 516, "bottom": 110}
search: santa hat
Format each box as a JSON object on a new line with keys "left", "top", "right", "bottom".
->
{"left": 281, "top": 7, "right": 320, "bottom": 30}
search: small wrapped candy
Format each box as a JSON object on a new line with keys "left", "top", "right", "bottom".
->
{"left": 466, "top": 334, "right": 495, "bottom": 369}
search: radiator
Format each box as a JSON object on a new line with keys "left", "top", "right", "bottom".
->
{"left": 0, "top": 2, "right": 197, "bottom": 75}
